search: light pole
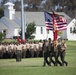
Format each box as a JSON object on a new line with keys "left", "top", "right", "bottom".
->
{"left": 21, "top": 0, "right": 25, "bottom": 42}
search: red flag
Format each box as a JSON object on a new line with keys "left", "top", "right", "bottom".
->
{"left": 54, "top": 30, "right": 57, "bottom": 41}
{"left": 44, "top": 11, "right": 67, "bottom": 31}
{"left": 44, "top": 11, "right": 67, "bottom": 41}
{"left": 21, "top": 39, "right": 26, "bottom": 43}
{"left": 52, "top": 12, "right": 58, "bottom": 41}
{"left": 17, "top": 37, "right": 21, "bottom": 43}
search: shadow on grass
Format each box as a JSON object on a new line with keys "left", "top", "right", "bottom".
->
{"left": 22, "top": 65, "right": 43, "bottom": 67}
{"left": 8, "top": 60, "right": 43, "bottom": 67}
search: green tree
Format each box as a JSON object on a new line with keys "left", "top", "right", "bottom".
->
{"left": 14, "top": 1, "right": 21, "bottom": 11}
{"left": 26, "top": 22, "right": 36, "bottom": 39}
{"left": 0, "top": 8, "right": 4, "bottom": 18}
{"left": 19, "top": 22, "right": 36, "bottom": 39}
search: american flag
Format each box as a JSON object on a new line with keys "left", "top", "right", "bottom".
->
{"left": 44, "top": 11, "right": 67, "bottom": 31}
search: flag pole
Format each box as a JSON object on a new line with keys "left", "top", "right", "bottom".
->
{"left": 21, "top": 0, "right": 25, "bottom": 43}
{"left": 52, "top": 11, "right": 57, "bottom": 51}
{"left": 46, "top": 30, "right": 48, "bottom": 40}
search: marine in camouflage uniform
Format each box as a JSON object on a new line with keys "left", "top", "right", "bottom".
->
{"left": 60, "top": 39, "right": 68, "bottom": 66}
{"left": 42, "top": 40, "right": 50, "bottom": 66}
{"left": 0, "top": 43, "right": 3, "bottom": 58}
{"left": 30, "top": 42, "right": 34, "bottom": 57}
{"left": 38, "top": 40, "right": 43, "bottom": 57}
{"left": 22, "top": 43, "right": 26, "bottom": 58}
{"left": 9, "top": 43, "right": 14, "bottom": 58}
{"left": 48, "top": 38, "right": 56, "bottom": 66}
{"left": 56, "top": 41, "right": 62, "bottom": 66}
{"left": 16, "top": 43, "right": 22, "bottom": 61}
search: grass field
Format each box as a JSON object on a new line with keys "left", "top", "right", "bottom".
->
{"left": 0, "top": 41, "right": 76, "bottom": 75}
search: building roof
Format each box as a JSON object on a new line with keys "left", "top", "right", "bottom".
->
{"left": 1, "top": 17, "right": 20, "bottom": 28}
{"left": 15, "top": 12, "right": 71, "bottom": 26}
{"left": 15, "top": 12, "right": 45, "bottom": 26}
{"left": 55, "top": 12, "right": 71, "bottom": 20}
{"left": 4, "top": 2, "right": 14, "bottom": 6}
{"left": 0, "top": 12, "right": 72, "bottom": 31}
{"left": 0, "top": 22, "right": 8, "bottom": 29}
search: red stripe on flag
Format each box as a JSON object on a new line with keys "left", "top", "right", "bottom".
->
{"left": 44, "top": 11, "right": 67, "bottom": 31}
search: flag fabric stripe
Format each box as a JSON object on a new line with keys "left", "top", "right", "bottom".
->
{"left": 44, "top": 11, "right": 67, "bottom": 31}
{"left": 54, "top": 30, "right": 57, "bottom": 41}
{"left": 44, "top": 11, "right": 53, "bottom": 30}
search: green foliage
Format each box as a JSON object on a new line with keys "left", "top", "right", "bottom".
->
{"left": 1, "top": 39, "right": 17, "bottom": 43}
{"left": 57, "top": 31, "right": 62, "bottom": 36}
{"left": 0, "top": 32, "right": 3, "bottom": 41}
{"left": 19, "top": 22, "right": 36, "bottom": 39}
{"left": 25, "top": 22, "right": 36, "bottom": 39}
{"left": 0, "top": 7, "right": 4, "bottom": 18}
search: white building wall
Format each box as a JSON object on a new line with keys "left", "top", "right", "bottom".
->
{"left": 4, "top": 2, "right": 15, "bottom": 20}
{"left": 14, "top": 29, "right": 20, "bottom": 36}
{"left": 6, "top": 28, "right": 14, "bottom": 38}
{"left": 9, "top": 10, "right": 15, "bottom": 20}
{"left": 61, "top": 30, "right": 67, "bottom": 39}
{"left": 48, "top": 30, "right": 53, "bottom": 40}
{"left": 34, "top": 26, "right": 43, "bottom": 40}
{"left": 67, "top": 19, "right": 76, "bottom": 40}
{"left": 33, "top": 26, "right": 53, "bottom": 40}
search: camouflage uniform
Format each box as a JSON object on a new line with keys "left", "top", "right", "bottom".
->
{"left": 38, "top": 41, "right": 43, "bottom": 57}
{"left": 9, "top": 43, "right": 14, "bottom": 58}
{"left": 16, "top": 43, "right": 22, "bottom": 61}
{"left": 30, "top": 42, "right": 34, "bottom": 57}
{"left": 34, "top": 42, "right": 37, "bottom": 57}
{"left": 4, "top": 43, "right": 9, "bottom": 58}
{"left": 0, "top": 43, "right": 3, "bottom": 58}
{"left": 42, "top": 40, "right": 50, "bottom": 66}
{"left": 56, "top": 42, "right": 62, "bottom": 66}
{"left": 22, "top": 43, "right": 26, "bottom": 58}
{"left": 26, "top": 42, "right": 30, "bottom": 58}
{"left": 35, "top": 42, "right": 39, "bottom": 57}
{"left": 60, "top": 40, "right": 68, "bottom": 66}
